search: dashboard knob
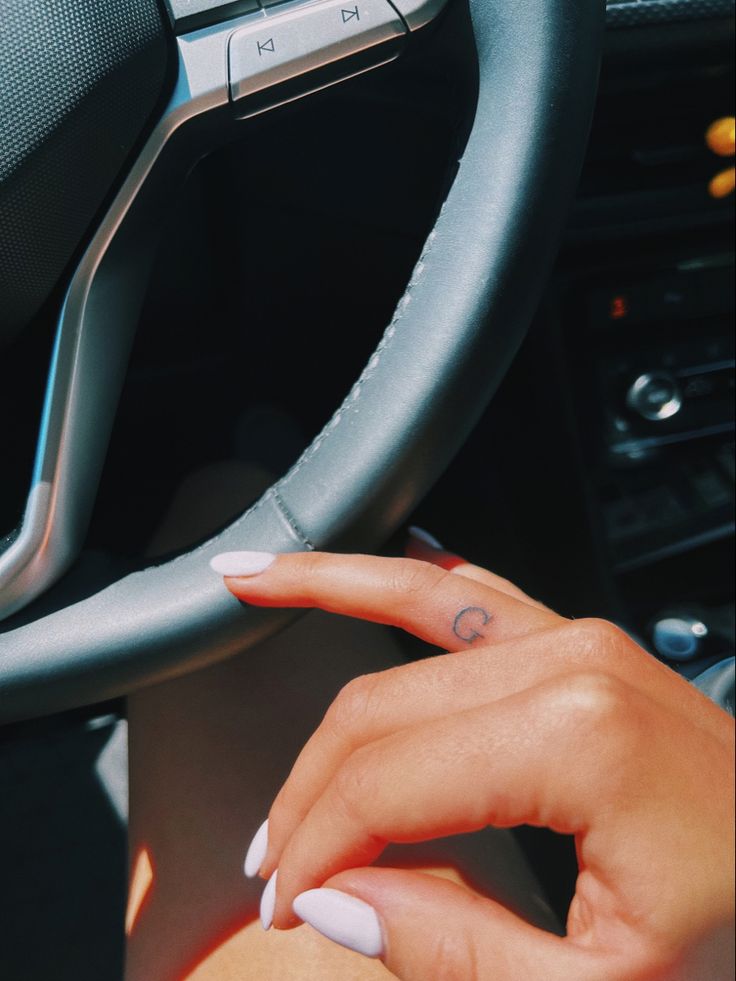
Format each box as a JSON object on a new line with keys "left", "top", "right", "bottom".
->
{"left": 652, "top": 616, "right": 708, "bottom": 661}
{"left": 705, "top": 116, "right": 735, "bottom": 157}
{"left": 626, "top": 371, "right": 682, "bottom": 421}
{"left": 705, "top": 117, "right": 735, "bottom": 199}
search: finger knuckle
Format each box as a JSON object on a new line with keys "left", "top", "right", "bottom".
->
{"left": 327, "top": 673, "right": 383, "bottom": 741}
{"left": 565, "top": 617, "right": 631, "bottom": 668}
{"left": 546, "top": 670, "right": 630, "bottom": 731}
{"left": 331, "top": 750, "right": 375, "bottom": 828}
{"left": 391, "top": 560, "right": 450, "bottom": 600}
{"left": 539, "top": 671, "right": 647, "bottom": 793}
{"left": 297, "top": 550, "right": 327, "bottom": 583}
{"left": 431, "top": 931, "right": 481, "bottom": 981}
{"left": 567, "top": 617, "right": 630, "bottom": 660}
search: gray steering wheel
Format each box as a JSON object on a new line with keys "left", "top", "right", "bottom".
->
{"left": 0, "top": 0, "right": 604, "bottom": 721}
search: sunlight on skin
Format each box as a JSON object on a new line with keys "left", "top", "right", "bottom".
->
{"left": 126, "top": 847, "right": 155, "bottom": 937}
{"left": 183, "top": 866, "right": 468, "bottom": 981}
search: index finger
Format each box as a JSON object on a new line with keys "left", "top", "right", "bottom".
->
{"left": 210, "top": 551, "right": 562, "bottom": 653}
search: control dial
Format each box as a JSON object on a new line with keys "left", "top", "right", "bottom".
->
{"left": 652, "top": 615, "right": 708, "bottom": 661}
{"left": 626, "top": 371, "right": 683, "bottom": 422}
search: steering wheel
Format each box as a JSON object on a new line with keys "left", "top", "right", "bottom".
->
{"left": 0, "top": 0, "right": 604, "bottom": 722}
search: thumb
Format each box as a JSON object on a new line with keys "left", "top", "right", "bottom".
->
{"left": 292, "top": 867, "right": 601, "bottom": 981}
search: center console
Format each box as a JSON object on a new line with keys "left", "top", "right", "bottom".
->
{"left": 555, "top": 16, "right": 734, "bottom": 703}
{"left": 581, "top": 253, "right": 734, "bottom": 576}
{"left": 564, "top": 71, "right": 735, "bottom": 699}
{"left": 575, "top": 252, "right": 734, "bottom": 704}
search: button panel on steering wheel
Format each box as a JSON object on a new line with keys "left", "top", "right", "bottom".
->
{"left": 228, "top": 0, "right": 406, "bottom": 103}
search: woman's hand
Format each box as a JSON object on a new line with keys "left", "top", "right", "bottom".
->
{"left": 211, "top": 542, "right": 735, "bottom": 981}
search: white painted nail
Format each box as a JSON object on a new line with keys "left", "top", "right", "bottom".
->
{"left": 209, "top": 551, "right": 276, "bottom": 577}
{"left": 244, "top": 819, "right": 269, "bottom": 878}
{"left": 408, "top": 525, "right": 443, "bottom": 549}
{"left": 293, "top": 888, "right": 384, "bottom": 958}
{"left": 260, "top": 870, "right": 278, "bottom": 930}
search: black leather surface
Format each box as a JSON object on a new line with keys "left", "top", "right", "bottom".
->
{"left": 0, "top": 0, "right": 168, "bottom": 346}
{"left": 0, "top": 0, "right": 605, "bottom": 722}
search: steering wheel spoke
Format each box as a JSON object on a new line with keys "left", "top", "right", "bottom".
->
{"left": 0, "top": 0, "right": 422, "bottom": 622}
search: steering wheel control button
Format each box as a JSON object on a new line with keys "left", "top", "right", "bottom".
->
{"left": 166, "top": 0, "right": 260, "bottom": 33}
{"left": 228, "top": 0, "right": 406, "bottom": 104}
{"left": 652, "top": 616, "right": 708, "bottom": 661}
{"left": 626, "top": 371, "right": 683, "bottom": 422}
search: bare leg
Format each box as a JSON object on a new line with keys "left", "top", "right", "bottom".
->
{"left": 125, "top": 611, "right": 557, "bottom": 981}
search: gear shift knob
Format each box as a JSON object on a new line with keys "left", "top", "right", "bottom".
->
{"left": 652, "top": 615, "right": 708, "bottom": 661}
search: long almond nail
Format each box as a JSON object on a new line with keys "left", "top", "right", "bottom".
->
{"left": 209, "top": 551, "right": 276, "bottom": 577}
{"left": 293, "top": 888, "right": 384, "bottom": 958}
{"left": 244, "top": 819, "right": 269, "bottom": 878}
{"left": 260, "top": 870, "right": 278, "bottom": 930}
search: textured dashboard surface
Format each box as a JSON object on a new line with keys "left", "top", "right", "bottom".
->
{"left": 0, "top": 0, "right": 168, "bottom": 343}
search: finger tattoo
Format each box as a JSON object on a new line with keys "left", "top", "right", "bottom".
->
{"left": 453, "top": 606, "right": 491, "bottom": 643}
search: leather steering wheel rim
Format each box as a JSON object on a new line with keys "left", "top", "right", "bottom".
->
{"left": 0, "top": 0, "right": 604, "bottom": 722}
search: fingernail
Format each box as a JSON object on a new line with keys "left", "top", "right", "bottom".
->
{"left": 260, "top": 870, "right": 278, "bottom": 930}
{"left": 408, "top": 526, "right": 443, "bottom": 550}
{"left": 209, "top": 551, "right": 276, "bottom": 577}
{"left": 293, "top": 888, "right": 384, "bottom": 958}
{"left": 244, "top": 819, "right": 269, "bottom": 878}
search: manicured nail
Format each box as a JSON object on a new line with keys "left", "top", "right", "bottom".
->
{"left": 209, "top": 551, "right": 276, "bottom": 577}
{"left": 244, "top": 819, "right": 269, "bottom": 878}
{"left": 293, "top": 888, "right": 384, "bottom": 958}
{"left": 408, "top": 526, "right": 443, "bottom": 549}
{"left": 260, "top": 870, "right": 278, "bottom": 930}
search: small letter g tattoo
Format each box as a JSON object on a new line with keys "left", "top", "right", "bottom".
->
{"left": 453, "top": 606, "right": 491, "bottom": 643}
